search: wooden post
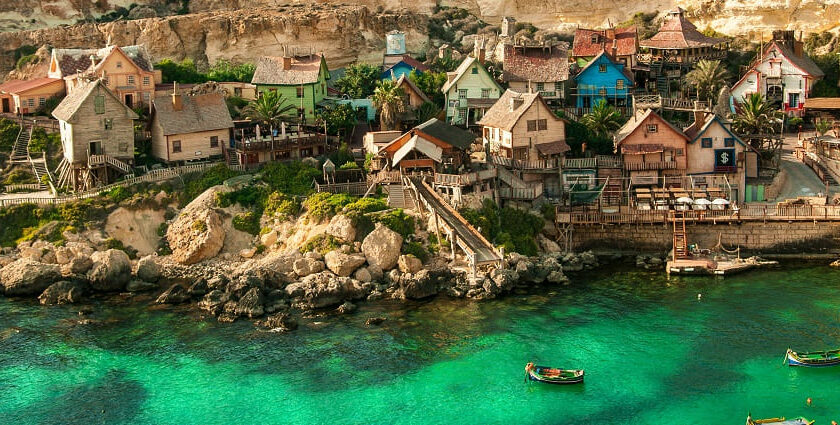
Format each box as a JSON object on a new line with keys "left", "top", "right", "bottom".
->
{"left": 451, "top": 232, "right": 457, "bottom": 260}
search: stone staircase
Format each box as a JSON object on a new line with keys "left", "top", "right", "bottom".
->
{"left": 496, "top": 166, "right": 528, "bottom": 189}
{"left": 227, "top": 151, "right": 240, "bottom": 166}
{"left": 10, "top": 123, "right": 32, "bottom": 163}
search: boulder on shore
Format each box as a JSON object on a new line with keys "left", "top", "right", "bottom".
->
{"left": 87, "top": 249, "right": 132, "bottom": 292}
{"left": 38, "top": 281, "right": 86, "bottom": 305}
{"left": 326, "top": 214, "right": 356, "bottom": 242}
{"left": 257, "top": 313, "right": 298, "bottom": 330}
{"left": 135, "top": 255, "right": 161, "bottom": 282}
{"left": 155, "top": 283, "right": 190, "bottom": 304}
{"left": 0, "top": 259, "right": 62, "bottom": 297}
{"left": 235, "top": 287, "right": 265, "bottom": 318}
{"left": 324, "top": 251, "right": 366, "bottom": 277}
{"left": 399, "top": 269, "right": 437, "bottom": 299}
{"left": 398, "top": 254, "right": 423, "bottom": 274}
{"left": 361, "top": 224, "right": 403, "bottom": 270}
{"left": 166, "top": 186, "right": 228, "bottom": 265}
{"left": 293, "top": 257, "right": 325, "bottom": 277}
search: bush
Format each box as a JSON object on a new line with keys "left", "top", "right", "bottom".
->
{"left": 3, "top": 169, "right": 36, "bottom": 185}
{"left": 264, "top": 191, "right": 301, "bottom": 219}
{"left": 373, "top": 209, "right": 415, "bottom": 238}
{"left": 344, "top": 197, "right": 388, "bottom": 215}
{"left": 0, "top": 204, "right": 41, "bottom": 246}
{"left": 16, "top": 54, "right": 37, "bottom": 70}
{"left": 105, "top": 237, "right": 137, "bottom": 259}
{"left": 232, "top": 212, "right": 260, "bottom": 235}
{"left": 215, "top": 185, "right": 266, "bottom": 208}
{"left": 339, "top": 161, "right": 359, "bottom": 169}
{"left": 0, "top": 118, "right": 20, "bottom": 152}
{"left": 402, "top": 241, "right": 428, "bottom": 262}
{"left": 460, "top": 199, "right": 543, "bottom": 256}
{"left": 261, "top": 161, "right": 320, "bottom": 196}
{"left": 107, "top": 186, "right": 131, "bottom": 203}
{"left": 303, "top": 192, "right": 356, "bottom": 221}
{"left": 299, "top": 234, "right": 343, "bottom": 255}
{"left": 181, "top": 164, "right": 238, "bottom": 204}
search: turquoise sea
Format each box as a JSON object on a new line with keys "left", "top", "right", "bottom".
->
{"left": 2, "top": 265, "right": 840, "bottom": 424}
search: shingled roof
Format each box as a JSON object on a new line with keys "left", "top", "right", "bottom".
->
{"left": 640, "top": 8, "right": 725, "bottom": 49}
{"left": 51, "top": 45, "right": 154, "bottom": 77}
{"left": 153, "top": 92, "right": 233, "bottom": 136}
{"left": 251, "top": 54, "right": 326, "bottom": 85}
{"left": 415, "top": 118, "right": 476, "bottom": 150}
{"left": 0, "top": 77, "right": 62, "bottom": 95}
{"left": 478, "top": 89, "right": 566, "bottom": 132}
{"left": 766, "top": 41, "right": 824, "bottom": 78}
{"left": 383, "top": 54, "right": 429, "bottom": 72}
{"left": 395, "top": 74, "right": 430, "bottom": 103}
{"left": 503, "top": 44, "right": 570, "bottom": 83}
{"left": 52, "top": 79, "right": 138, "bottom": 123}
{"left": 573, "top": 27, "right": 638, "bottom": 58}
{"left": 615, "top": 109, "right": 687, "bottom": 147}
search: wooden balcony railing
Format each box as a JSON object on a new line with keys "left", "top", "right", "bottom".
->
{"left": 489, "top": 155, "right": 561, "bottom": 170}
{"left": 624, "top": 161, "right": 678, "bottom": 171}
{"left": 232, "top": 135, "right": 328, "bottom": 152}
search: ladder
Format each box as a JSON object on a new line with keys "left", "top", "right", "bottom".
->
{"left": 672, "top": 210, "right": 688, "bottom": 260}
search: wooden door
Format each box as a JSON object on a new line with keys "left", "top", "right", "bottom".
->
{"left": 1, "top": 98, "right": 8, "bottom": 113}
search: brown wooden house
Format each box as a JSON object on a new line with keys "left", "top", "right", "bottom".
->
{"left": 373, "top": 118, "right": 475, "bottom": 174}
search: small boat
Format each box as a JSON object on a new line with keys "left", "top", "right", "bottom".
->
{"left": 525, "top": 363, "right": 584, "bottom": 385}
{"left": 785, "top": 347, "right": 840, "bottom": 367}
{"left": 746, "top": 414, "right": 813, "bottom": 425}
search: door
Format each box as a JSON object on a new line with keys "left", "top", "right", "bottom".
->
{"left": 89, "top": 141, "right": 102, "bottom": 156}
{"left": 125, "top": 94, "right": 134, "bottom": 108}
{"left": 1, "top": 98, "right": 8, "bottom": 113}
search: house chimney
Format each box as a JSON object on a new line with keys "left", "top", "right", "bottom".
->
{"left": 605, "top": 26, "right": 616, "bottom": 41}
{"left": 692, "top": 104, "right": 706, "bottom": 128}
{"left": 474, "top": 37, "right": 486, "bottom": 64}
{"left": 794, "top": 39, "right": 804, "bottom": 58}
{"left": 612, "top": 39, "right": 618, "bottom": 57}
{"left": 172, "top": 82, "right": 183, "bottom": 112}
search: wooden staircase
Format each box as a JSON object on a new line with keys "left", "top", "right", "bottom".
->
{"left": 9, "top": 123, "right": 32, "bottom": 163}
{"left": 672, "top": 211, "right": 688, "bottom": 260}
{"left": 386, "top": 183, "right": 410, "bottom": 208}
{"left": 89, "top": 154, "right": 131, "bottom": 174}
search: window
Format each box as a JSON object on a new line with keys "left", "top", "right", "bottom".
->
{"left": 527, "top": 120, "right": 537, "bottom": 131}
{"left": 127, "top": 75, "right": 135, "bottom": 85}
{"left": 538, "top": 119, "right": 547, "bottom": 130}
{"left": 94, "top": 95, "right": 105, "bottom": 114}
{"left": 296, "top": 87, "right": 304, "bottom": 98}
{"left": 116, "top": 61, "right": 122, "bottom": 68}
{"left": 458, "top": 108, "right": 466, "bottom": 121}
{"left": 210, "top": 136, "right": 219, "bottom": 148}
{"left": 646, "top": 124, "right": 658, "bottom": 133}
{"left": 234, "top": 88, "right": 242, "bottom": 97}
{"left": 471, "top": 67, "right": 478, "bottom": 74}
{"left": 676, "top": 148, "right": 684, "bottom": 156}
{"left": 27, "top": 98, "right": 35, "bottom": 107}
{"left": 598, "top": 88, "right": 607, "bottom": 96}
{"left": 598, "top": 64, "right": 607, "bottom": 73}
{"left": 724, "top": 138, "right": 735, "bottom": 147}
{"left": 616, "top": 79, "right": 624, "bottom": 90}
{"left": 481, "top": 88, "right": 490, "bottom": 98}
{"left": 104, "top": 118, "right": 113, "bottom": 130}
{"left": 39, "top": 97, "right": 45, "bottom": 106}
{"left": 701, "top": 138, "right": 712, "bottom": 148}
{"left": 143, "top": 76, "right": 150, "bottom": 86}
{"left": 554, "top": 82, "right": 563, "bottom": 92}
{"left": 536, "top": 82, "right": 544, "bottom": 92}
{"left": 172, "top": 140, "right": 182, "bottom": 153}
{"left": 591, "top": 35, "right": 599, "bottom": 44}
{"left": 458, "top": 89, "right": 468, "bottom": 98}
{"left": 788, "top": 93, "right": 800, "bottom": 108}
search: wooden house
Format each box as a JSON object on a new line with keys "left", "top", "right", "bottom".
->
{"left": 373, "top": 118, "right": 475, "bottom": 174}
{"left": 442, "top": 41, "right": 503, "bottom": 127}
{"left": 572, "top": 26, "right": 638, "bottom": 69}
{"left": 150, "top": 91, "right": 233, "bottom": 164}
{"left": 382, "top": 55, "right": 429, "bottom": 80}
{"left": 0, "top": 77, "right": 65, "bottom": 115}
{"left": 639, "top": 8, "right": 727, "bottom": 64}
{"left": 683, "top": 110, "right": 757, "bottom": 202}
{"left": 731, "top": 30, "right": 824, "bottom": 117}
{"left": 396, "top": 74, "right": 430, "bottom": 109}
{"left": 52, "top": 79, "right": 138, "bottom": 190}
{"left": 614, "top": 109, "right": 689, "bottom": 185}
{"left": 49, "top": 45, "right": 161, "bottom": 108}
{"left": 251, "top": 51, "right": 330, "bottom": 122}
{"left": 573, "top": 51, "right": 634, "bottom": 108}
{"left": 502, "top": 43, "right": 570, "bottom": 106}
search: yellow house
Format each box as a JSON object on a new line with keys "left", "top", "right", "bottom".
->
{"left": 478, "top": 90, "right": 568, "bottom": 162}
{"left": 49, "top": 45, "right": 161, "bottom": 108}
{"left": 150, "top": 91, "right": 234, "bottom": 164}
{"left": 0, "top": 77, "right": 65, "bottom": 115}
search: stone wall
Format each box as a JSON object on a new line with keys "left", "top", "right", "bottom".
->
{"left": 571, "top": 221, "right": 840, "bottom": 254}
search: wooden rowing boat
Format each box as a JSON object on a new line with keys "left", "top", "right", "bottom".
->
{"left": 525, "top": 363, "right": 584, "bottom": 385}
{"left": 746, "top": 415, "right": 813, "bottom": 425}
{"left": 785, "top": 347, "right": 840, "bottom": 367}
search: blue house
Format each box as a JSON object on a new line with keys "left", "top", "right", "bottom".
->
{"left": 381, "top": 55, "right": 429, "bottom": 80}
{"left": 573, "top": 51, "right": 634, "bottom": 108}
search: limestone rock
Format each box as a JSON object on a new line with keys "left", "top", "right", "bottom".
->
{"left": 19, "top": 247, "right": 43, "bottom": 262}
{"left": 361, "top": 224, "right": 403, "bottom": 270}
{"left": 398, "top": 254, "right": 423, "bottom": 274}
{"left": 365, "top": 316, "right": 387, "bottom": 326}
{"left": 257, "top": 313, "right": 298, "bottom": 331}
{"left": 155, "top": 283, "right": 190, "bottom": 304}
{"left": 166, "top": 186, "right": 227, "bottom": 265}
{"left": 64, "top": 255, "right": 93, "bottom": 275}
{"left": 239, "top": 247, "right": 257, "bottom": 259}
{"left": 538, "top": 234, "right": 561, "bottom": 253}
{"left": 54, "top": 247, "right": 73, "bottom": 264}
{"left": 187, "top": 279, "right": 209, "bottom": 297}
{"left": 38, "top": 281, "right": 86, "bottom": 305}
{"left": 199, "top": 290, "right": 230, "bottom": 315}
{"left": 326, "top": 214, "right": 356, "bottom": 242}
{"left": 353, "top": 267, "right": 372, "bottom": 283}
{"left": 324, "top": 251, "right": 366, "bottom": 277}
{"left": 294, "top": 271, "right": 369, "bottom": 308}
{"left": 293, "top": 257, "right": 325, "bottom": 277}
{"left": 126, "top": 279, "right": 158, "bottom": 292}
{"left": 87, "top": 249, "right": 132, "bottom": 292}
{"left": 399, "top": 269, "right": 437, "bottom": 299}
{"left": 235, "top": 287, "right": 264, "bottom": 318}
{"left": 0, "top": 259, "right": 62, "bottom": 297}
{"left": 336, "top": 301, "right": 356, "bottom": 314}
{"left": 260, "top": 229, "right": 278, "bottom": 246}
{"left": 135, "top": 255, "right": 161, "bottom": 282}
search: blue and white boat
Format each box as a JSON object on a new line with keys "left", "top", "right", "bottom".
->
{"left": 785, "top": 347, "right": 840, "bottom": 367}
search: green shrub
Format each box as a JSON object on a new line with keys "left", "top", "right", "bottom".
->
{"left": 299, "top": 234, "right": 343, "bottom": 255}
{"left": 344, "top": 197, "right": 388, "bottom": 215}
{"left": 373, "top": 209, "right": 415, "bottom": 238}
{"left": 104, "top": 238, "right": 137, "bottom": 259}
{"left": 157, "top": 222, "right": 169, "bottom": 237}
{"left": 232, "top": 212, "right": 260, "bottom": 235}
{"left": 191, "top": 220, "right": 207, "bottom": 233}
{"left": 107, "top": 186, "right": 131, "bottom": 203}
{"left": 181, "top": 164, "right": 238, "bottom": 204}
{"left": 3, "top": 169, "right": 36, "bottom": 185}
{"left": 303, "top": 192, "right": 356, "bottom": 221}
{"left": 460, "top": 199, "right": 543, "bottom": 256}
{"left": 540, "top": 203, "right": 556, "bottom": 221}
{"left": 261, "top": 161, "right": 320, "bottom": 196}
{"left": 403, "top": 241, "right": 428, "bottom": 262}
{"left": 264, "top": 191, "right": 301, "bottom": 219}
{"left": 16, "top": 54, "right": 37, "bottom": 70}
{"left": 215, "top": 185, "right": 267, "bottom": 208}
{"left": 0, "top": 119, "right": 21, "bottom": 152}
{"left": 339, "top": 161, "right": 359, "bottom": 169}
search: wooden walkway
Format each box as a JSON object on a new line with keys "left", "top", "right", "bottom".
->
{"left": 557, "top": 204, "right": 840, "bottom": 225}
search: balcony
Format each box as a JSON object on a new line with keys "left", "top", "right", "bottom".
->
{"left": 714, "top": 166, "right": 737, "bottom": 173}
{"left": 624, "top": 161, "right": 678, "bottom": 171}
{"left": 231, "top": 135, "right": 328, "bottom": 153}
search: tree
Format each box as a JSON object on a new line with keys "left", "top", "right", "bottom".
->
{"left": 334, "top": 63, "right": 381, "bottom": 98}
{"left": 733, "top": 93, "right": 782, "bottom": 135}
{"left": 371, "top": 79, "right": 406, "bottom": 131}
{"left": 316, "top": 103, "right": 357, "bottom": 136}
{"left": 154, "top": 58, "right": 207, "bottom": 84}
{"left": 414, "top": 101, "right": 442, "bottom": 123}
{"left": 815, "top": 118, "right": 833, "bottom": 136}
{"left": 684, "top": 60, "right": 730, "bottom": 104}
{"left": 206, "top": 60, "right": 256, "bottom": 83}
{"left": 409, "top": 70, "right": 447, "bottom": 107}
{"left": 244, "top": 90, "right": 298, "bottom": 129}
{"left": 580, "top": 99, "right": 623, "bottom": 138}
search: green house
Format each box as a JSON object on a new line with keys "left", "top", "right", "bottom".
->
{"left": 442, "top": 55, "right": 503, "bottom": 127}
{"left": 251, "top": 53, "right": 330, "bottom": 122}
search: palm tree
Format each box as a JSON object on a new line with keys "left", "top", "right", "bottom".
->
{"left": 733, "top": 93, "right": 782, "bottom": 135}
{"left": 371, "top": 79, "right": 406, "bottom": 131}
{"left": 244, "top": 90, "right": 298, "bottom": 129}
{"left": 684, "top": 60, "right": 730, "bottom": 104}
{"left": 815, "top": 118, "right": 833, "bottom": 136}
{"left": 414, "top": 101, "right": 442, "bottom": 123}
{"left": 580, "top": 99, "right": 623, "bottom": 138}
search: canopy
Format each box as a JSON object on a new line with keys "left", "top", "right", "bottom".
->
{"left": 570, "top": 182, "right": 605, "bottom": 205}
{"left": 694, "top": 198, "right": 712, "bottom": 205}
{"left": 392, "top": 134, "right": 443, "bottom": 167}
{"left": 676, "top": 197, "right": 693, "bottom": 204}
{"left": 711, "top": 198, "right": 730, "bottom": 205}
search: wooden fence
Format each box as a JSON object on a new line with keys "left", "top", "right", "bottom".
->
{"left": 558, "top": 204, "right": 840, "bottom": 225}
{"left": 315, "top": 181, "right": 369, "bottom": 195}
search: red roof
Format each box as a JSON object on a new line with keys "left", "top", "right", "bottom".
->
{"left": 0, "top": 77, "right": 62, "bottom": 95}
{"left": 573, "top": 26, "right": 638, "bottom": 58}
{"left": 503, "top": 44, "right": 570, "bottom": 83}
{"left": 640, "top": 8, "right": 725, "bottom": 50}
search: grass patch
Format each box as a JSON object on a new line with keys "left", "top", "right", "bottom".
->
{"left": 232, "top": 212, "right": 260, "bottom": 235}
{"left": 299, "top": 234, "right": 343, "bottom": 255}
{"left": 402, "top": 241, "right": 428, "bottom": 262}
{"left": 460, "top": 199, "right": 543, "bottom": 256}
{"left": 372, "top": 209, "right": 415, "bottom": 238}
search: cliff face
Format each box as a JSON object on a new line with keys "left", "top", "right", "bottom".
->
{"left": 0, "top": 5, "right": 428, "bottom": 78}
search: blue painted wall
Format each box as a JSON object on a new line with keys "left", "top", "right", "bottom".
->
{"left": 382, "top": 62, "right": 422, "bottom": 81}
{"left": 573, "top": 54, "right": 633, "bottom": 108}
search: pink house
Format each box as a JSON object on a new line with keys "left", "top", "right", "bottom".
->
{"left": 614, "top": 109, "right": 689, "bottom": 185}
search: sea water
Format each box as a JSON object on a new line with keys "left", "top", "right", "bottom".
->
{"left": 2, "top": 265, "right": 840, "bottom": 425}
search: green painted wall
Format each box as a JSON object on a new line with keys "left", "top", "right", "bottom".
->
{"left": 254, "top": 59, "right": 329, "bottom": 122}
{"left": 444, "top": 60, "right": 502, "bottom": 126}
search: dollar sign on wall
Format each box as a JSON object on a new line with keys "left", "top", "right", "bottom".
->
{"left": 720, "top": 151, "right": 729, "bottom": 164}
